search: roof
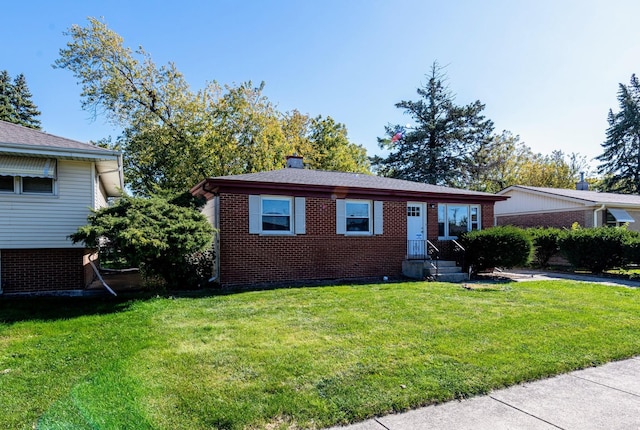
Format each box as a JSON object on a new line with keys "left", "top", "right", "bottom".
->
{"left": 498, "top": 185, "right": 640, "bottom": 206}
{"left": 193, "top": 168, "right": 506, "bottom": 202}
{"left": 0, "top": 120, "right": 123, "bottom": 196}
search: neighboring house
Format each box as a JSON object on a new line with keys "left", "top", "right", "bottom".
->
{"left": 191, "top": 156, "right": 506, "bottom": 287}
{"left": 0, "top": 120, "right": 123, "bottom": 294}
{"left": 495, "top": 184, "right": 640, "bottom": 230}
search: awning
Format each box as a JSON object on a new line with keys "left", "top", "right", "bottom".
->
{"left": 608, "top": 208, "right": 635, "bottom": 223}
{"left": 0, "top": 155, "right": 57, "bottom": 179}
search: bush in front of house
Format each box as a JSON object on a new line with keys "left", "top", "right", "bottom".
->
{"left": 460, "top": 226, "right": 533, "bottom": 274}
{"left": 527, "top": 227, "right": 562, "bottom": 268}
{"left": 557, "top": 226, "right": 639, "bottom": 273}
{"left": 70, "top": 194, "right": 214, "bottom": 289}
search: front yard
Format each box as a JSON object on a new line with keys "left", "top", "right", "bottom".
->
{"left": 1, "top": 280, "right": 640, "bottom": 429}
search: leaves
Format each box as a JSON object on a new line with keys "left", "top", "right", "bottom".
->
{"left": 0, "top": 70, "right": 41, "bottom": 129}
{"left": 55, "top": 18, "right": 370, "bottom": 196}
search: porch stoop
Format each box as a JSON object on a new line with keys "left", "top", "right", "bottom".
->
{"left": 402, "top": 259, "right": 468, "bottom": 283}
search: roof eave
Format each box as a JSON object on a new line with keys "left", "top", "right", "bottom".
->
{"left": 195, "top": 178, "right": 507, "bottom": 203}
{"left": 0, "top": 142, "right": 121, "bottom": 160}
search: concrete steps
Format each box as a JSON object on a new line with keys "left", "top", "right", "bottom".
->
{"left": 402, "top": 259, "right": 468, "bottom": 283}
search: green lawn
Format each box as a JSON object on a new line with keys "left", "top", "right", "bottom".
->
{"left": 1, "top": 280, "right": 640, "bottom": 429}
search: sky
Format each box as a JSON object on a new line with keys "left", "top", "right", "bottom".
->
{"left": 2, "top": 0, "right": 640, "bottom": 172}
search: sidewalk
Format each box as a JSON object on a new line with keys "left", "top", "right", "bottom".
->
{"left": 327, "top": 357, "right": 640, "bottom": 430}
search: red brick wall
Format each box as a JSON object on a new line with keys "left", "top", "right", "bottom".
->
{"left": 218, "top": 194, "right": 496, "bottom": 287}
{"left": 496, "top": 210, "right": 593, "bottom": 229}
{"left": 1, "top": 248, "right": 89, "bottom": 293}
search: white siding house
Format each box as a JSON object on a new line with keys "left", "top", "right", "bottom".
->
{"left": 0, "top": 120, "right": 123, "bottom": 293}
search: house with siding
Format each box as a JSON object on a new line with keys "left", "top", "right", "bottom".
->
{"left": 191, "top": 156, "right": 506, "bottom": 287}
{"left": 495, "top": 183, "right": 640, "bottom": 230}
{"left": 0, "top": 120, "right": 123, "bottom": 294}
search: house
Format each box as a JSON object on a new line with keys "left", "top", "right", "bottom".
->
{"left": 0, "top": 120, "right": 123, "bottom": 294}
{"left": 190, "top": 156, "right": 507, "bottom": 287}
{"left": 495, "top": 182, "right": 640, "bottom": 230}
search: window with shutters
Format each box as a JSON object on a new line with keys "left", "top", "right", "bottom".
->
{"left": 336, "top": 199, "right": 383, "bottom": 236}
{"left": 248, "top": 195, "right": 306, "bottom": 235}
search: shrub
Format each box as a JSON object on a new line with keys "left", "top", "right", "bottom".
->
{"left": 527, "top": 227, "right": 562, "bottom": 268}
{"left": 70, "top": 195, "right": 214, "bottom": 289}
{"left": 557, "top": 226, "right": 638, "bottom": 273}
{"left": 460, "top": 226, "right": 533, "bottom": 274}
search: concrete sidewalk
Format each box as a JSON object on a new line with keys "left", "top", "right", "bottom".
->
{"left": 327, "top": 357, "right": 640, "bottom": 430}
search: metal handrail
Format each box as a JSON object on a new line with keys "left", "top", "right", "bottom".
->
{"left": 451, "top": 239, "right": 465, "bottom": 252}
{"left": 426, "top": 240, "right": 439, "bottom": 279}
{"left": 451, "top": 239, "right": 468, "bottom": 280}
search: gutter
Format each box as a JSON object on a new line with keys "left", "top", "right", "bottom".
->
{"left": 593, "top": 204, "right": 606, "bottom": 227}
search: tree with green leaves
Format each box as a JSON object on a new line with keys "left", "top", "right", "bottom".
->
{"left": 372, "top": 62, "right": 494, "bottom": 186}
{"left": 596, "top": 74, "right": 640, "bottom": 193}
{"left": 55, "top": 18, "right": 369, "bottom": 195}
{"left": 70, "top": 194, "right": 214, "bottom": 288}
{"left": 0, "top": 70, "right": 41, "bottom": 129}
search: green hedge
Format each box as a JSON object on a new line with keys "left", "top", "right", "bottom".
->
{"left": 557, "top": 226, "right": 640, "bottom": 273}
{"left": 528, "top": 227, "right": 562, "bottom": 268}
{"left": 460, "top": 226, "right": 533, "bottom": 274}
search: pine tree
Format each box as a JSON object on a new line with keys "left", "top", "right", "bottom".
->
{"left": 0, "top": 70, "right": 17, "bottom": 123}
{"left": 11, "top": 73, "right": 41, "bottom": 129}
{"left": 596, "top": 74, "right": 640, "bottom": 193}
{"left": 372, "top": 62, "right": 494, "bottom": 186}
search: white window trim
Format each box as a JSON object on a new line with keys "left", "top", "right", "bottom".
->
{"left": 337, "top": 199, "right": 383, "bottom": 236}
{"left": 438, "top": 204, "right": 481, "bottom": 240}
{"left": 0, "top": 175, "right": 56, "bottom": 196}
{"left": 249, "top": 195, "right": 305, "bottom": 236}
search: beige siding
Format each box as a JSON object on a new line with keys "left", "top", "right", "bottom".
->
{"left": 0, "top": 160, "right": 93, "bottom": 249}
{"left": 95, "top": 174, "right": 108, "bottom": 209}
{"left": 495, "top": 189, "right": 585, "bottom": 215}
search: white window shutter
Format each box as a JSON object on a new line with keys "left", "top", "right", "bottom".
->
{"left": 248, "top": 195, "right": 261, "bottom": 234}
{"left": 374, "top": 201, "right": 383, "bottom": 235}
{"left": 336, "top": 199, "right": 346, "bottom": 234}
{"left": 294, "top": 197, "right": 306, "bottom": 234}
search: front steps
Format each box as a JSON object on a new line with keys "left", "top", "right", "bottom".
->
{"left": 402, "top": 259, "right": 468, "bottom": 283}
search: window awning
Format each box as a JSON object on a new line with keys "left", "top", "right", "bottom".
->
{"left": 608, "top": 208, "right": 635, "bottom": 223}
{"left": 0, "top": 156, "right": 57, "bottom": 179}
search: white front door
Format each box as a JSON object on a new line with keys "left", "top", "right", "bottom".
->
{"left": 407, "top": 202, "right": 426, "bottom": 257}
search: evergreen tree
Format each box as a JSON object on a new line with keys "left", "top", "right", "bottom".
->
{"left": 372, "top": 62, "right": 494, "bottom": 186}
{"left": 0, "top": 70, "right": 17, "bottom": 123}
{"left": 11, "top": 73, "right": 41, "bottom": 129}
{"left": 597, "top": 74, "right": 640, "bottom": 193}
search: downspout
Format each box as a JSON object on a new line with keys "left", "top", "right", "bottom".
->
{"left": 593, "top": 204, "right": 606, "bottom": 227}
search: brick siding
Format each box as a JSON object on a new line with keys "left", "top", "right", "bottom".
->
{"left": 1, "top": 248, "right": 91, "bottom": 293}
{"left": 496, "top": 210, "right": 593, "bottom": 229}
{"left": 218, "top": 193, "right": 496, "bottom": 287}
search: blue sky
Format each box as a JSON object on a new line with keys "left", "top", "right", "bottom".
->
{"left": 3, "top": 0, "right": 640, "bottom": 170}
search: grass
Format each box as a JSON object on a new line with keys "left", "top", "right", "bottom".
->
{"left": 1, "top": 280, "right": 640, "bottom": 429}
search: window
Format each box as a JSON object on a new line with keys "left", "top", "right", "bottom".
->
{"left": 438, "top": 204, "right": 481, "bottom": 238}
{"left": 346, "top": 201, "right": 371, "bottom": 232}
{"left": 0, "top": 175, "right": 14, "bottom": 192}
{"left": 249, "top": 195, "right": 305, "bottom": 235}
{"left": 336, "top": 199, "right": 383, "bottom": 235}
{"left": 261, "top": 197, "right": 292, "bottom": 232}
{"left": 22, "top": 177, "right": 54, "bottom": 194}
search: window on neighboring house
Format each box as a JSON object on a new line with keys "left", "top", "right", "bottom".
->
{"left": 0, "top": 156, "right": 57, "bottom": 195}
{"left": 22, "top": 177, "right": 54, "bottom": 194}
{"left": 249, "top": 195, "right": 306, "bottom": 235}
{"left": 0, "top": 175, "right": 14, "bottom": 192}
{"left": 438, "top": 204, "right": 481, "bottom": 238}
{"left": 336, "top": 199, "right": 383, "bottom": 236}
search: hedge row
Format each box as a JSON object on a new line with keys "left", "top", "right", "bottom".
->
{"left": 460, "top": 225, "right": 640, "bottom": 274}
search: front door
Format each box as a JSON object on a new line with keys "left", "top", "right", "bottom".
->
{"left": 407, "top": 202, "right": 426, "bottom": 258}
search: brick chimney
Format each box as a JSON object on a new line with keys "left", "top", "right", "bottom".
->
{"left": 286, "top": 155, "right": 304, "bottom": 169}
{"left": 576, "top": 172, "right": 589, "bottom": 190}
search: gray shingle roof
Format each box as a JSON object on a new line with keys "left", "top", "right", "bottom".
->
{"left": 213, "top": 168, "right": 497, "bottom": 197}
{"left": 0, "top": 119, "right": 115, "bottom": 154}
{"left": 507, "top": 185, "right": 640, "bottom": 205}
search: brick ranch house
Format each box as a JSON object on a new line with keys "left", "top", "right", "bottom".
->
{"left": 495, "top": 184, "right": 640, "bottom": 230}
{"left": 191, "top": 156, "right": 507, "bottom": 287}
{"left": 0, "top": 120, "right": 123, "bottom": 294}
